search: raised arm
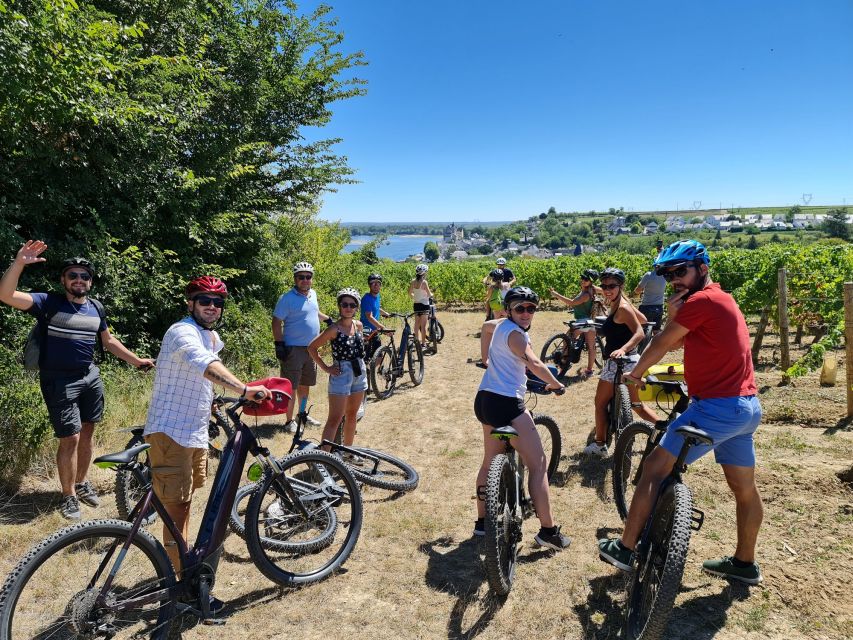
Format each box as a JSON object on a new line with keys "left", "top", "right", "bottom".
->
{"left": 0, "top": 240, "right": 46, "bottom": 311}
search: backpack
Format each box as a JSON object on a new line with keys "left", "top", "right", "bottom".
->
{"left": 22, "top": 294, "right": 106, "bottom": 371}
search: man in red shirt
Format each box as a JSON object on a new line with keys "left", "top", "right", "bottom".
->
{"left": 598, "top": 240, "right": 764, "bottom": 585}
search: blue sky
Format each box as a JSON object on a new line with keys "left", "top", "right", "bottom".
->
{"left": 307, "top": 1, "right": 853, "bottom": 223}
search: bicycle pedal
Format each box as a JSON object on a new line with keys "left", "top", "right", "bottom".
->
{"left": 202, "top": 618, "right": 226, "bottom": 626}
{"left": 690, "top": 508, "right": 705, "bottom": 532}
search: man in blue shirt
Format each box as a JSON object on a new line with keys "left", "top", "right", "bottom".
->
{"left": 0, "top": 240, "right": 154, "bottom": 520}
{"left": 272, "top": 262, "right": 330, "bottom": 430}
{"left": 361, "top": 273, "right": 389, "bottom": 358}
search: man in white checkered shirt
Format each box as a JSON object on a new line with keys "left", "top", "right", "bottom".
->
{"left": 144, "top": 276, "right": 270, "bottom": 575}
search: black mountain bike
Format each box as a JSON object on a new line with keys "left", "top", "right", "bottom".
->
{"left": 540, "top": 318, "right": 605, "bottom": 377}
{"left": 425, "top": 297, "right": 445, "bottom": 355}
{"left": 483, "top": 378, "right": 564, "bottom": 596}
{"left": 617, "top": 424, "right": 709, "bottom": 640}
{"left": 612, "top": 375, "right": 689, "bottom": 520}
{"left": 369, "top": 312, "right": 424, "bottom": 400}
{"left": 605, "top": 357, "right": 635, "bottom": 447}
{"left": 0, "top": 394, "right": 363, "bottom": 638}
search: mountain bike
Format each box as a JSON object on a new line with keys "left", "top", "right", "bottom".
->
{"left": 617, "top": 424, "right": 709, "bottom": 640}
{"left": 369, "top": 312, "right": 424, "bottom": 400}
{"left": 482, "top": 378, "right": 564, "bottom": 596}
{"left": 113, "top": 397, "right": 235, "bottom": 524}
{"left": 540, "top": 318, "right": 605, "bottom": 378}
{"left": 522, "top": 370, "right": 563, "bottom": 481}
{"left": 425, "top": 297, "right": 445, "bottom": 355}
{"left": 605, "top": 357, "right": 635, "bottom": 447}
{"left": 636, "top": 320, "right": 657, "bottom": 355}
{"left": 0, "top": 394, "right": 363, "bottom": 638}
{"left": 612, "top": 375, "right": 689, "bottom": 520}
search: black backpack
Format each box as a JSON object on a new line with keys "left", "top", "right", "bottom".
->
{"left": 22, "top": 294, "right": 106, "bottom": 371}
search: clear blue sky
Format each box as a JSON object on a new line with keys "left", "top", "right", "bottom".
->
{"left": 307, "top": 0, "right": 853, "bottom": 223}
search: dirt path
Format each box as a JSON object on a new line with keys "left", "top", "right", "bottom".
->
{"left": 1, "top": 311, "right": 851, "bottom": 639}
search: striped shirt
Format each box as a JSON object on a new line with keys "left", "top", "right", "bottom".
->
{"left": 28, "top": 293, "right": 106, "bottom": 372}
{"left": 144, "top": 317, "right": 223, "bottom": 448}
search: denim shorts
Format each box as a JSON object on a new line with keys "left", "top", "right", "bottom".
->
{"left": 328, "top": 360, "right": 368, "bottom": 396}
{"left": 600, "top": 354, "right": 640, "bottom": 383}
{"left": 659, "top": 395, "right": 762, "bottom": 467}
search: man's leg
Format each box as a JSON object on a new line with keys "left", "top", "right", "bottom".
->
{"left": 620, "top": 446, "right": 677, "bottom": 548}
{"left": 163, "top": 501, "right": 192, "bottom": 574}
{"left": 721, "top": 464, "right": 763, "bottom": 563}
{"left": 56, "top": 433, "right": 80, "bottom": 496}
{"left": 74, "top": 421, "right": 96, "bottom": 484}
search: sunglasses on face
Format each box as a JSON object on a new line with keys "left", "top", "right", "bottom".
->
{"left": 296, "top": 274, "right": 313, "bottom": 281}
{"left": 580, "top": 277, "right": 590, "bottom": 282}
{"left": 65, "top": 271, "right": 92, "bottom": 281}
{"left": 339, "top": 302, "right": 358, "bottom": 309}
{"left": 600, "top": 283, "right": 620, "bottom": 291}
{"left": 512, "top": 304, "right": 537, "bottom": 314}
{"left": 194, "top": 296, "right": 225, "bottom": 308}
{"left": 658, "top": 265, "right": 694, "bottom": 281}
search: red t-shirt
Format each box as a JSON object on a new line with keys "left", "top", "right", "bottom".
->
{"left": 673, "top": 283, "right": 756, "bottom": 399}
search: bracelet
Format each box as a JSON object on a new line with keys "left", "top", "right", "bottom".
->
{"left": 242, "top": 384, "right": 248, "bottom": 397}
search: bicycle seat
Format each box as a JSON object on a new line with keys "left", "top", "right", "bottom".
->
{"left": 675, "top": 424, "right": 714, "bottom": 446}
{"left": 490, "top": 426, "right": 519, "bottom": 441}
{"left": 93, "top": 443, "right": 151, "bottom": 468}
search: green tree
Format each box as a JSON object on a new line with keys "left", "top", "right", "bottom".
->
{"left": 823, "top": 208, "right": 850, "bottom": 240}
{"left": 786, "top": 205, "right": 801, "bottom": 223}
{"left": 746, "top": 236, "right": 759, "bottom": 250}
{"left": 424, "top": 241, "right": 439, "bottom": 262}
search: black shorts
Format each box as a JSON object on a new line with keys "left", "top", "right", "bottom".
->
{"left": 413, "top": 302, "right": 430, "bottom": 316}
{"left": 39, "top": 366, "right": 104, "bottom": 438}
{"left": 474, "top": 390, "right": 526, "bottom": 427}
{"left": 638, "top": 304, "right": 664, "bottom": 330}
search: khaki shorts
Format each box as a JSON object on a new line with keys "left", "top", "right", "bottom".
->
{"left": 144, "top": 432, "right": 207, "bottom": 505}
{"left": 278, "top": 345, "right": 318, "bottom": 387}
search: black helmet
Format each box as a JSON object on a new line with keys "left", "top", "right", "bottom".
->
{"left": 367, "top": 273, "right": 383, "bottom": 284}
{"left": 61, "top": 257, "right": 95, "bottom": 277}
{"left": 581, "top": 268, "right": 599, "bottom": 281}
{"left": 489, "top": 268, "right": 504, "bottom": 281}
{"left": 503, "top": 286, "right": 539, "bottom": 310}
{"left": 600, "top": 267, "right": 625, "bottom": 284}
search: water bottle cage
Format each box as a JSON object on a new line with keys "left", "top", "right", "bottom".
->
{"left": 690, "top": 508, "right": 705, "bottom": 532}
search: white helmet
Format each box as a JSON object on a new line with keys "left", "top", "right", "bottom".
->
{"left": 415, "top": 263, "right": 428, "bottom": 275}
{"left": 336, "top": 287, "right": 361, "bottom": 305}
{"left": 293, "top": 262, "right": 314, "bottom": 274}
{"left": 496, "top": 257, "right": 507, "bottom": 266}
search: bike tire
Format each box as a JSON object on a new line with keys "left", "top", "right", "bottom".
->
{"left": 607, "top": 383, "right": 633, "bottom": 446}
{"left": 0, "top": 519, "right": 176, "bottom": 640}
{"left": 532, "top": 414, "right": 562, "bottom": 482}
{"left": 245, "top": 450, "right": 362, "bottom": 587}
{"left": 612, "top": 420, "right": 654, "bottom": 521}
{"left": 369, "top": 345, "right": 397, "bottom": 400}
{"left": 407, "top": 338, "right": 425, "bottom": 385}
{"left": 540, "top": 333, "right": 572, "bottom": 377}
{"left": 626, "top": 482, "right": 693, "bottom": 640}
{"left": 114, "top": 433, "right": 158, "bottom": 526}
{"left": 483, "top": 453, "right": 519, "bottom": 596}
{"left": 435, "top": 320, "right": 445, "bottom": 343}
{"left": 594, "top": 336, "right": 605, "bottom": 370}
{"left": 207, "top": 408, "right": 233, "bottom": 458}
{"left": 343, "top": 447, "right": 419, "bottom": 492}
{"left": 230, "top": 482, "right": 338, "bottom": 552}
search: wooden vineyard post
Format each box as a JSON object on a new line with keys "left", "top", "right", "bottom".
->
{"left": 778, "top": 268, "right": 790, "bottom": 383}
{"left": 845, "top": 282, "right": 853, "bottom": 417}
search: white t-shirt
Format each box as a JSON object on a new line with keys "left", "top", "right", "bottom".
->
{"left": 479, "top": 319, "right": 530, "bottom": 399}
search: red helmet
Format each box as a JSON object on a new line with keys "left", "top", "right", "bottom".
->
{"left": 185, "top": 276, "right": 228, "bottom": 299}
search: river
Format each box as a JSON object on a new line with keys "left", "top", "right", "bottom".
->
{"left": 342, "top": 235, "right": 442, "bottom": 261}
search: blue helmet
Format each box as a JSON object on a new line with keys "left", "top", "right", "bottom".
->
{"left": 654, "top": 239, "right": 709, "bottom": 272}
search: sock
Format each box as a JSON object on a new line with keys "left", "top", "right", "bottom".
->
{"left": 540, "top": 526, "right": 557, "bottom": 536}
{"left": 731, "top": 556, "right": 754, "bottom": 568}
{"left": 299, "top": 397, "right": 308, "bottom": 412}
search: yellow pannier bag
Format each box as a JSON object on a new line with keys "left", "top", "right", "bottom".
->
{"left": 638, "top": 363, "right": 684, "bottom": 402}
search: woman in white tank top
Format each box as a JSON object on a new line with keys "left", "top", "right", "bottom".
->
{"left": 409, "top": 264, "right": 432, "bottom": 348}
{"left": 472, "top": 287, "right": 571, "bottom": 551}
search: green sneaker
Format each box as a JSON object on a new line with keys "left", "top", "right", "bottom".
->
{"left": 702, "top": 556, "right": 763, "bottom": 585}
{"left": 598, "top": 538, "right": 633, "bottom": 572}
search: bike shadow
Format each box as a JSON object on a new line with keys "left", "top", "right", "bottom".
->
{"left": 0, "top": 489, "right": 63, "bottom": 525}
{"left": 419, "top": 536, "right": 506, "bottom": 640}
{"left": 573, "top": 573, "right": 630, "bottom": 639}
{"left": 169, "top": 584, "right": 289, "bottom": 636}
{"left": 557, "top": 452, "right": 611, "bottom": 504}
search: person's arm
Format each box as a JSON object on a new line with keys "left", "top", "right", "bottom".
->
{"left": 380, "top": 307, "right": 390, "bottom": 318}
{"left": 423, "top": 280, "right": 432, "bottom": 298}
{"left": 101, "top": 329, "right": 155, "bottom": 369}
{"left": 624, "top": 320, "right": 689, "bottom": 384}
{"left": 480, "top": 319, "right": 501, "bottom": 366}
{"left": 307, "top": 325, "right": 339, "bottom": 375}
{"left": 365, "top": 312, "right": 385, "bottom": 331}
{"left": 408, "top": 280, "right": 416, "bottom": 297}
{"left": 507, "top": 332, "right": 564, "bottom": 391}
{"left": 608, "top": 305, "right": 646, "bottom": 358}
{"left": 633, "top": 284, "right": 644, "bottom": 298}
{"left": 204, "top": 361, "right": 271, "bottom": 399}
{"left": 318, "top": 310, "right": 330, "bottom": 323}
{"left": 0, "top": 240, "right": 46, "bottom": 311}
{"left": 271, "top": 315, "right": 284, "bottom": 342}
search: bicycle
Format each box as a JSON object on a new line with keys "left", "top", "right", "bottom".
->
{"left": 425, "top": 297, "right": 445, "bottom": 355}
{"left": 113, "top": 397, "right": 235, "bottom": 523}
{"left": 540, "top": 318, "right": 605, "bottom": 378}
{"left": 368, "top": 312, "right": 424, "bottom": 400}
{"left": 612, "top": 375, "right": 689, "bottom": 520}
{"left": 0, "top": 394, "right": 363, "bottom": 638}
{"left": 615, "top": 424, "right": 709, "bottom": 640}
{"left": 605, "top": 356, "right": 635, "bottom": 447}
{"left": 482, "top": 377, "right": 564, "bottom": 596}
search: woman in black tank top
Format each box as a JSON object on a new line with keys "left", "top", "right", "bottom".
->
{"left": 586, "top": 270, "right": 658, "bottom": 457}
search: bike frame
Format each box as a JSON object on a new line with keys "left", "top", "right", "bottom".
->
{"left": 394, "top": 314, "right": 413, "bottom": 370}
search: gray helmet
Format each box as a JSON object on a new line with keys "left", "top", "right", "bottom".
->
{"left": 367, "top": 273, "right": 383, "bottom": 284}
{"left": 600, "top": 267, "right": 626, "bottom": 284}
{"left": 62, "top": 257, "right": 95, "bottom": 277}
{"left": 415, "top": 263, "right": 428, "bottom": 275}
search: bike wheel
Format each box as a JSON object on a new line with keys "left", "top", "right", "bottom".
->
{"left": 435, "top": 320, "right": 445, "bottom": 343}
{"left": 607, "top": 383, "right": 633, "bottom": 446}
{"left": 540, "top": 334, "right": 571, "bottom": 377}
{"left": 612, "top": 420, "right": 654, "bottom": 521}
{"left": 230, "top": 481, "right": 338, "bottom": 552}
{"left": 343, "top": 447, "right": 419, "bottom": 492}
{"left": 532, "top": 414, "right": 562, "bottom": 482}
{"left": 114, "top": 434, "right": 158, "bottom": 526}
{"left": 594, "top": 336, "right": 605, "bottom": 370}
{"left": 626, "top": 483, "right": 693, "bottom": 640}
{"left": 407, "top": 338, "right": 425, "bottom": 385}
{"left": 369, "top": 345, "right": 396, "bottom": 400}
{"left": 427, "top": 319, "right": 439, "bottom": 355}
{"left": 207, "top": 408, "right": 233, "bottom": 458}
{"left": 245, "top": 450, "right": 362, "bottom": 587}
{"left": 483, "top": 453, "right": 519, "bottom": 596}
{"left": 0, "top": 519, "right": 176, "bottom": 640}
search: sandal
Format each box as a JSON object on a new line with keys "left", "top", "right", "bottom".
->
{"left": 581, "top": 368, "right": 595, "bottom": 378}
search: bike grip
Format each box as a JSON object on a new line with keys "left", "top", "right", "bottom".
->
{"left": 553, "top": 387, "right": 566, "bottom": 396}
{"left": 253, "top": 390, "right": 266, "bottom": 400}
{"left": 137, "top": 363, "right": 154, "bottom": 372}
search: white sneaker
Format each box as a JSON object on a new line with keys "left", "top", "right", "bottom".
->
{"left": 284, "top": 420, "right": 297, "bottom": 433}
{"left": 356, "top": 398, "right": 366, "bottom": 421}
{"left": 583, "top": 442, "right": 609, "bottom": 458}
{"left": 306, "top": 415, "right": 322, "bottom": 427}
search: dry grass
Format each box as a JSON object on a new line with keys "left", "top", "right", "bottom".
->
{"left": 1, "top": 310, "right": 852, "bottom": 639}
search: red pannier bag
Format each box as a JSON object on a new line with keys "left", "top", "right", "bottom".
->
{"left": 241, "top": 377, "right": 292, "bottom": 416}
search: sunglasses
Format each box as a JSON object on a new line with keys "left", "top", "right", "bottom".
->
{"left": 65, "top": 271, "right": 92, "bottom": 281}
{"left": 657, "top": 265, "right": 694, "bottom": 281}
{"left": 194, "top": 295, "right": 225, "bottom": 308}
{"left": 339, "top": 302, "right": 358, "bottom": 309}
{"left": 600, "top": 283, "right": 620, "bottom": 291}
{"left": 580, "top": 277, "right": 590, "bottom": 282}
{"left": 512, "top": 304, "right": 537, "bottom": 314}
{"left": 296, "top": 274, "right": 313, "bottom": 281}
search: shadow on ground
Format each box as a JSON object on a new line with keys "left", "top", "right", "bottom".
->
{"left": 0, "top": 489, "right": 61, "bottom": 525}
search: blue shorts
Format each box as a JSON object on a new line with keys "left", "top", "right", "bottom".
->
{"left": 328, "top": 360, "right": 368, "bottom": 396}
{"left": 659, "top": 395, "right": 762, "bottom": 467}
